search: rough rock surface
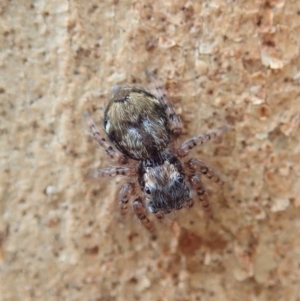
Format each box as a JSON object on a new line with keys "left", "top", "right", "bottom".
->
{"left": 1, "top": 1, "right": 300, "bottom": 300}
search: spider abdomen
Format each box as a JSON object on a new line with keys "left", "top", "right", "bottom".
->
{"left": 104, "top": 86, "right": 171, "bottom": 160}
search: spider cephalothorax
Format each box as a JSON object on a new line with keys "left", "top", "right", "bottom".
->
{"left": 85, "top": 74, "right": 227, "bottom": 232}
{"left": 138, "top": 152, "right": 192, "bottom": 216}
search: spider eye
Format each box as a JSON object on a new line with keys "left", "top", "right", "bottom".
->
{"left": 177, "top": 176, "right": 184, "bottom": 183}
{"left": 145, "top": 187, "right": 151, "bottom": 194}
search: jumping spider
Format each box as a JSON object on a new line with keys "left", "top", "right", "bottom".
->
{"left": 85, "top": 75, "right": 227, "bottom": 232}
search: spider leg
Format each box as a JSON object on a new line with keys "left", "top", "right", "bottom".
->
{"left": 83, "top": 111, "right": 128, "bottom": 165}
{"left": 118, "top": 182, "right": 136, "bottom": 215}
{"left": 186, "top": 158, "right": 224, "bottom": 185}
{"left": 190, "top": 175, "right": 212, "bottom": 217}
{"left": 146, "top": 71, "right": 182, "bottom": 137}
{"left": 177, "top": 126, "right": 228, "bottom": 157}
{"left": 88, "top": 166, "right": 137, "bottom": 178}
{"left": 133, "top": 197, "right": 154, "bottom": 232}
{"left": 184, "top": 197, "right": 194, "bottom": 209}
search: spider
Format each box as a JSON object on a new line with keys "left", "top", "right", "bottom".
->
{"left": 84, "top": 74, "right": 227, "bottom": 232}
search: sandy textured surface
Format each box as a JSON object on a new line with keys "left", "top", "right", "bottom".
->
{"left": 1, "top": 0, "right": 300, "bottom": 300}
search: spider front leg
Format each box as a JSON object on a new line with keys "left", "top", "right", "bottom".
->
{"left": 147, "top": 72, "right": 182, "bottom": 137}
{"left": 133, "top": 197, "right": 154, "bottom": 232}
{"left": 177, "top": 126, "right": 228, "bottom": 157}
{"left": 186, "top": 158, "right": 224, "bottom": 185}
{"left": 118, "top": 182, "right": 136, "bottom": 215}
{"left": 88, "top": 166, "right": 137, "bottom": 178}
{"left": 190, "top": 175, "right": 212, "bottom": 217}
{"left": 83, "top": 111, "right": 128, "bottom": 165}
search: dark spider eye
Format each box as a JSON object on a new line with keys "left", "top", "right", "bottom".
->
{"left": 145, "top": 187, "right": 151, "bottom": 194}
{"left": 177, "top": 176, "right": 184, "bottom": 183}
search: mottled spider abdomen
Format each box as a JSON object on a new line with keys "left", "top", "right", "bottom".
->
{"left": 104, "top": 86, "right": 170, "bottom": 160}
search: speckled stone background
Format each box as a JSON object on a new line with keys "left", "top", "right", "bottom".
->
{"left": 1, "top": 0, "right": 300, "bottom": 300}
